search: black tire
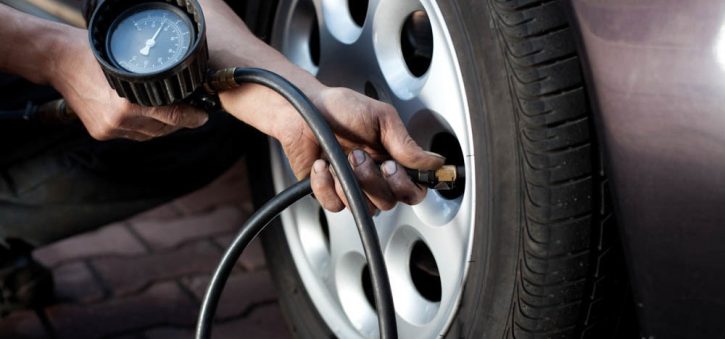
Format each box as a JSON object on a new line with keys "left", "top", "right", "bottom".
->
{"left": 242, "top": 0, "right": 627, "bottom": 338}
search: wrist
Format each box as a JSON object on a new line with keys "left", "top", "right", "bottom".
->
{"left": 208, "top": 41, "right": 326, "bottom": 96}
{"left": 218, "top": 81, "right": 329, "bottom": 141}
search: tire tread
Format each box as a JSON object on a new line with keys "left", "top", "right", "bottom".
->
{"left": 488, "top": 0, "right": 617, "bottom": 337}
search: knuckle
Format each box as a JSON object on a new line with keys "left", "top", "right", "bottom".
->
{"left": 89, "top": 128, "right": 112, "bottom": 141}
{"left": 353, "top": 163, "right": 376, "bottom": 182}
{"left": 372, "top": 102, "right": 396, "bottom": 122}
{"left": 402, "top": 134, "right": 418, "bottom": 148}
{"left": 106, "top": 111, "right": 126, "bottom": 129}
{"left": 377, "top": 199, "right": 396, "bottom": 211}
{"left": 379, "top": 102, "right": 397, "bottom": 116}
{"left": 119, "top": 101, "right": 134, "bottom": 112}
{"left": 165, "top": 106, "right": 184, "bottom": 125}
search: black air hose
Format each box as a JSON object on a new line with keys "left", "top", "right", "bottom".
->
{"left": 195, "top": 68, "right": 397, "bottom": 339}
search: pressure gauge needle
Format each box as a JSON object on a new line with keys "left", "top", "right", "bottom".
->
{"left": 140, "top": 23, "right": 164, "bottom": 56}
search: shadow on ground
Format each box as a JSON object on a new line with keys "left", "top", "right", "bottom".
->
{"left": 0, "top": 160, "right": 292, "bottom": 339}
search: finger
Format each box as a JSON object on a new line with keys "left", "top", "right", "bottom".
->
{"left": 381, "top": 160, "right": 427, "bottom": 205}
{"left": 349, "top": 149, "right": 397, "bottom": 211}
{"left": 378, "top": 107, "right": 446, "bottom": 170}
{"left": 123, "top": 116, "right": 181, "bottom": 138}
{"left": 310, "top": 159, "right": 345, "bottom": 212}
{"left": 146, "top": 104, "right": 208, "bottom": 129}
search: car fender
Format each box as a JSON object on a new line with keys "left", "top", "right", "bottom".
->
{"left": 568, "top": 0, "right": 725, "bottom": 337}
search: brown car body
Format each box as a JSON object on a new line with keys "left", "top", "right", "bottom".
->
{"left": 570, "top": 0, "right": 725, "bottom": 337}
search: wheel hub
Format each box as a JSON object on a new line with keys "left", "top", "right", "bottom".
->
{"left": 269, "top": 0, "right": 476, "bottom": 337}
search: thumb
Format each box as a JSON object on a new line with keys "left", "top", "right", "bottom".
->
{"left": 148, "top": 104, "right": 208, "bottom": 128}
{"left": 380, "top": 113, "right": 445, "bottom": 170}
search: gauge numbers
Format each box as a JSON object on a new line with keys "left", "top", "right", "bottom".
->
{"left": 107, "top": 4, "right": 194, "bottom": 74}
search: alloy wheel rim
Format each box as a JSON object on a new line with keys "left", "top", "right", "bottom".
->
{"left": 269, "top": 0, "right": 476, "bottom": 337}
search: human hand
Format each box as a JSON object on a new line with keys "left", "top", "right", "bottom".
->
{"left": 220, "top": 84, "right": 444, "bottom": 213}
{"left": 198, "top": 0, "right": 443, "bottom": 212}
{"left": 49, "top": 28, "right": 208, "bottom": 141}
{"left": 274, "top": 87, "right": 445, "bottom": 213}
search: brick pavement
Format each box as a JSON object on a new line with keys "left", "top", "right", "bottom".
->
{"left": 0, "top": 160, "right": 293, "bottom": 339}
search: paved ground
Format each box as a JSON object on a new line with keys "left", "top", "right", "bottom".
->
{"left": 0, "top": 160, "right": 293, "bottom": 339}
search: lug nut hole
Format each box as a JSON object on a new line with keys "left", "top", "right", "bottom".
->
{"left": 318, "top": 207, "right": 330, "bottom": 251}
{"left": 430, "top": 132, "right": 465, "bottom": 200}
{"left": 348, "top": 0, "right": 368, "bottom": 27}
{"left": 361, "top": 264, "right": 376, "bottom": 310}
{"left": 364, "top": 81, "right": 379, "bottom": 100}
{"left": 401, "top": 10, "right": 433, "bottom": 77}
{"left": 409, "top": 241, "right": 441, "bottom": 302}
{"left": 310, "top": 14, "right": 321, "bottom": 66}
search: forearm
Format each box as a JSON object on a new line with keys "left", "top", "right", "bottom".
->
{"left": 0, "top": 4, "right": 76, "bottom": 85}
{"left": 199, "top": 0, "right": 325, "bottom": 139}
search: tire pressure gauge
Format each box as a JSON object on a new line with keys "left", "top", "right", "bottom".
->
{"left": 88, "top": 0, "right": 208, "bottom": 106}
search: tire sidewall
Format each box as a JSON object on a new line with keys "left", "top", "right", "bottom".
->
{"left": 436, "top": 1, "right": 522, "bottom": 338}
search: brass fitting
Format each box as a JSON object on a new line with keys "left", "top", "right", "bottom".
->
{"left": 407, "top": 165, "right": 465, "bottom": 191}
{"left": 34, "top": 99, "right": 77, "bottom": 123}
{"left": 204, "top": 67, "right": 238, "bottom": 94}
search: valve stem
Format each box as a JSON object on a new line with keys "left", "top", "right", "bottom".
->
{"left": 407, "top": 165, "right": 465, "bottom": 191}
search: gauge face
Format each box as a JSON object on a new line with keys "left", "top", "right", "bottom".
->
{"left": 107, "top": 3, "right": 194, "bottom": 74}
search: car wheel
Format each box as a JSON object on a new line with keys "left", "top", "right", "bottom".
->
{"left": 246, "top": 0, "right": 624, "bottom": 337}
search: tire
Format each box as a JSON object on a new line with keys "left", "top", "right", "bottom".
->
{"left": 242, "top": 0, "right": 625, "bottom": 338}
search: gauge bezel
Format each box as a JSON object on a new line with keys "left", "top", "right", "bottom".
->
{"left": 88, "top": 0, "right": 209, "bottom": 106}
{"left": 105, "top": 2, "right": 196, "bottom": 75}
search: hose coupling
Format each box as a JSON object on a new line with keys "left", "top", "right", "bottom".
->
{"left": 33, "top": 99, "right": 77, "bottom": 123}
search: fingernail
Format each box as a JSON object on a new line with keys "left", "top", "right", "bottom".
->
{"left": 424, "top": 151, "right": 446, "bottom": 161}
{"left": 313, "top": 160, "right": 326, "bottom": 174}
{"left": 382, "top": 160, "right": 397, "bottom": 176}
{"left": 351, "top": 149, "right": 366, "bottom": 166}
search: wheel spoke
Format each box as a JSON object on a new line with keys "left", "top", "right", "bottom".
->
{"left": 418, "top": 52, "right": 470, "bottom": 151}
{"left": 292, "top": 197, "right": 334, "bottom": 275}
{"left": 326, "top": 209, "right": 399, "bottom": 276}
{"left": 325, "top": 209, "right": 384, "bottom": 336}
{"left": 391, "top": 53, "right": 471, "bottom": 157}
{"left": 410, "top": 212, "right": 467, "bottom": 292}
{"left": 371, "top": 0, "right": 424, "bottom": 101}
{"left": 326, "top": 209, "right": 365, "bottom": 268}
{"left": 318, "top": 0, "right": 363, "bottom": 45}
{"left": 271, "top": 1, "right": 475, "bottom": 338}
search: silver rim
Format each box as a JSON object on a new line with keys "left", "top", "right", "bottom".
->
{"left": 269, "top": 0, "right": 476, "bottom": 337}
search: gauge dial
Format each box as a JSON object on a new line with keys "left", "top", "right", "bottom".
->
{"left": 107, "top": 3, "right": 194, "bottom": 74}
